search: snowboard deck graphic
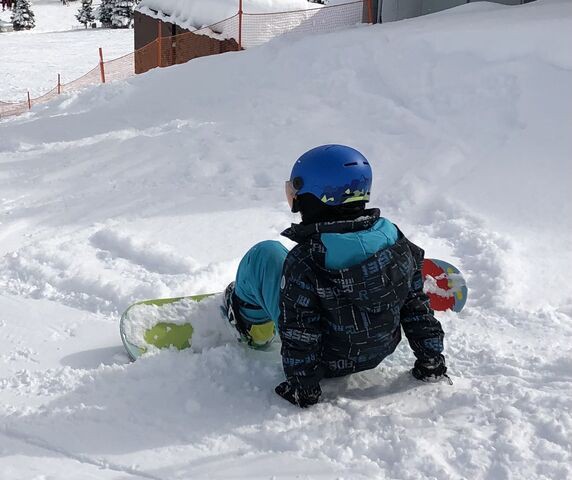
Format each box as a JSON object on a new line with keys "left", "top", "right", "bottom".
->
{"left": 421, "top": 259, "right": 467, "bottom": 313}
{"left": 120, "top": 258, "right": 467, "bottom": 361}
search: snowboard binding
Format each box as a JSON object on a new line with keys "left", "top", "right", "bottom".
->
{"left": 222, "top": 282, "right": 275, "bottom": 349}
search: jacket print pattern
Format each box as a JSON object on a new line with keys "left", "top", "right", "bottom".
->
{"left": 279, "top": 209, "right": 445, "bottom": 390}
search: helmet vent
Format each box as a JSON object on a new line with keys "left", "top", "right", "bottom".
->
{"left": 344, "top": 162, "right": 358, "bottom": 167}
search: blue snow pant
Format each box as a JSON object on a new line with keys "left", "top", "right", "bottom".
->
{"left": 234, "top": 240, "right": 288, "bottom": 329}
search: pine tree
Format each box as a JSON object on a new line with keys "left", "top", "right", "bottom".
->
{"left": 111, "top": 0, "right": 138, "bottom": 29}
{"left": 76, "top": 0, "right": 95, "bottom": 28}
{"left": 11, "top": 0, "right": 35, "bottom": 31}
{"left": 98, "top": 0, "right": 114, "bottom": 28}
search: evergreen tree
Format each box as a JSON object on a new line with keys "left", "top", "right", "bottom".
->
{"left": 11, "top": 0, "right": 35, "bottom": 31}
{"left": 98, "top": 0, "right": 114, "bottom": 28}
{"left": 76, "top": 0, "right": 95, "bottom": 28}
{"left": 111, "top": 0, "right": 138, "bottom": 29}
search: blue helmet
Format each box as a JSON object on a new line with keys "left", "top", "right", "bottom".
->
{"left": 289, "top": 145, "right": 372, "bottom": 206}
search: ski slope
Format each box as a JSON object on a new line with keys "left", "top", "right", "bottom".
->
{"left": 0, "top": 0, "right": 133, "bottom": 99}
{"left": 1, "top": 0, "right": 571, "bottom": 478}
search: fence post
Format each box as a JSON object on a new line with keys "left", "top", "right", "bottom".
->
{"left": 27, "top": 91, "right": 31, "bottom": 110}
{"left": 367, "top": 0, "right": 373, "bottom": 24}
{"left": 238, "top": 0, "right": 243, "bottom": 50}
{"left": 157, "top": 21, "right": 162, "bottom": 67}
{"left": 57, "top": 74, "right": 61, "bottom": 94}
{"left": 99, "top": 47, "right": 106, "bottom": 83}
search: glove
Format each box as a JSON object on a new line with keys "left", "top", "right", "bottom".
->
{"left": 411, "top": 355, "right": 452, "bottom": 384}
{"left": 275, "top": 381, "right": 321, "bottom": 408}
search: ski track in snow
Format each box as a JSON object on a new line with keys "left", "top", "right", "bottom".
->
{"left": 0, "top": 224, "right": 237, "bottom": 315}
{"left": 0, "top": 428, "right": 162, "bottom": 480}
{"left": 1, "top": 0, "right": 572, "bottom": 478}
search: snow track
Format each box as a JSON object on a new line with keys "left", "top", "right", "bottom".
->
{"left": 1, "top": 429, "right": 160, "bottom": 480}
{"left": 1, "top": 0, "right": 571, "bottom": 478}
{"left": 0, "top": 223, "right": 242, "bottom": 314}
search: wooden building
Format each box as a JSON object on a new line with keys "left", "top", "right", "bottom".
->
{"left": 134, "top": 8, "right": 239, "bottom": 74}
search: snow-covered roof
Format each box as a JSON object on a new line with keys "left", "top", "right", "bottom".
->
{"left": 137, "top": 0, "right": 318, "bottom": 30}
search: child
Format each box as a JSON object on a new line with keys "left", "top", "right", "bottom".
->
{"left": 223, "top": 145, "right": 447, "bottom": 408}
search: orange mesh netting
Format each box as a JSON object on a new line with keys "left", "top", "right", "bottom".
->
{"left": 135, "top": 40, "right": 159, "bottom": 75}
{"left": 105, "top": 52, "right": 136, "bottom": 83}
{"left": 32, "top": 86, "right": 59, "bottom": 106}
{"left": 0, "top": 102, "right": 28, "bottom": 118}
{"left": 61, "top": 66, "right": 102, "bottom": 94}
{"left": 242, "top": 1, "right": 363, "bottom": 48}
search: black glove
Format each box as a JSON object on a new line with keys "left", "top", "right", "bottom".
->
{"left": 411, "top": 355, "right": 452, "bottom": 384}
{"left": 275, "top": 381, "right": 321, "bottom": 408}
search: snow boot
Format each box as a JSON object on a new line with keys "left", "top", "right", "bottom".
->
{"left": 221, "top": 282, "right": 275, "bottom": 349}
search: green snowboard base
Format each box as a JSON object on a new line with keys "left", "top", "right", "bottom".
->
{"left": 120, "top": 294, "right": 215, "bottom": 361}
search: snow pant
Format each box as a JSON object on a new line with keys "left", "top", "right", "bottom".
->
{"left": 234, "top": 240, "right": 288, "bottom": 329}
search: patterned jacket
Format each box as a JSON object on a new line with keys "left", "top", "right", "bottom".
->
{"left": 279, "top": 209, "right": 445, "bottom": 390}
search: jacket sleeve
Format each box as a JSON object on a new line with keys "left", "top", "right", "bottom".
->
{"left": 400, "top": 250, "right": 445, "bottom": 363}
{"left": 278, "top": 252, "right": 325, "bottom": 390}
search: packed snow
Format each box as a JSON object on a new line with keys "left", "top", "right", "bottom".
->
{"left": 0, "top": 0, "right": 79, "bottom": 33}
{"left": 1, "top": 0, "right": 571, "bottom": 479}
{"left": 0, "top": 0, "right": 133, "bottom": 99}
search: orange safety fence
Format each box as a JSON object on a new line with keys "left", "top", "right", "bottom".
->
{"left": 62, "top": 65, "right": 102, "bottom": 93}
{"left": 104, "top": 51, "right": 137, "bottom": 83}
{"left": 32, "top": 86, "right": 59, "bottom": 107}
{"left": 241, "top": 1, "right": 363, "bottom": 48}
{"left": 0, "top": 1, "right": 368, "bottom": 120}
{"left": 151, "top": 15, "right": 241, "bottom": 74}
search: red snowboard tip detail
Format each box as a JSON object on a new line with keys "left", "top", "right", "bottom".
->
{"left": 422, "top": 259, "right": 455, "bottom": 312}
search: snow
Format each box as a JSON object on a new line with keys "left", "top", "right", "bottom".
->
{"left": 0, "top": 1, "right": 133, "bottom": 98}
{"left": 1, "top": 0, "right": 572, "bottom": 478}
{"left": 0, "top": 0, "right": 79, "bottom": 33}
{"left": 423, "top": 273, "right": 464, "bottom": 298}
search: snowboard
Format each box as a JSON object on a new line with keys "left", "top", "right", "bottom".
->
{"left": 120, "top": 258, "right": 467, "bottom": 361}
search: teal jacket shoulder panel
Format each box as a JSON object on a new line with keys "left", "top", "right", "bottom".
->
{"left": 320, "top": 217, "right": 398, "bottom": 270}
